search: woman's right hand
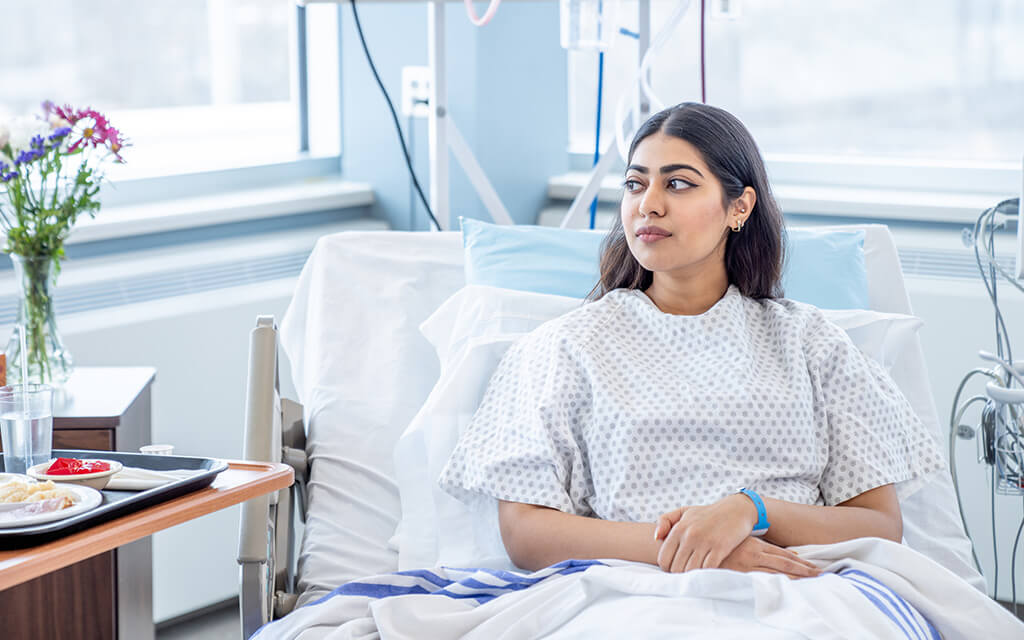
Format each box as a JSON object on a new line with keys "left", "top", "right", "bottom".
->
{"left": 716, "top": 536, "right": 821, "bottom": 579}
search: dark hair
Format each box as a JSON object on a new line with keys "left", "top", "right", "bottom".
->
{"left": 589, "top": 102, "right": 784, "bottom": 301}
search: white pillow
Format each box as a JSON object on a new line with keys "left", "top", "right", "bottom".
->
{"left": 393, "top": 287, "right": 582, "bottom": 569}
{"left": 393, "top": 285, "right": 978, "bottom": 586}
{"left": 280, "top": 231, "right": 466, "bottom": 606}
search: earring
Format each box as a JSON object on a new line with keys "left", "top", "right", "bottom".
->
{"left": 733, "top": 218, "right": 744, "bottom": 232}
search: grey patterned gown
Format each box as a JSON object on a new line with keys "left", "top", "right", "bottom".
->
{"left": 439, "top": 286, "right": 944, "bottom": 522}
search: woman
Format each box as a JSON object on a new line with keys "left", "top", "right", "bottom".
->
{"left": 439, "top": 102, "right": 944, "bottom": 578}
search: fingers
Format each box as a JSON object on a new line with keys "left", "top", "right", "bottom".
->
{"left": 684, "top": 548, "right": 710, "bottom": 573}
{"left": 764, "top": 546, "right": 819, "bottom": 573}
{"left": 654, "top": 516, "right": 669, "bottom": 541}
{"left": 702, "top": 549, "right": 727, "bottom": 570}
{"left": 759, "top": 552, "right": 821, "bottom": 578}
{"left": 654, "top": 508, "right": 685, "bottom": 542}
{"left": 751, "top": 567, "right": 809, "bottom": 580}
{"left": 657, "top": 531, "right": 677, "bottom": 572}
{"left": 671, "top": 546, "right": 694, "bottom": 574}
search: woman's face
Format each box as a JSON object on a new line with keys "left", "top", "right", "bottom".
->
{"left": 620, "top": 132, "right": 738, "bottom": 278}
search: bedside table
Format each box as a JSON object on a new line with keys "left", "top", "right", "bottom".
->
{"left": 0, "top": 366, "right": 156, "bottom": 640}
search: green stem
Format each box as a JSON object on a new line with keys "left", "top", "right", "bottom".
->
{"left": 18, "top": 257, "right": 54, "bottom": 383}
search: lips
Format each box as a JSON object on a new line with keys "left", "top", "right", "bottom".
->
{"left": 636, "top": 226, "right": 671, "bottom": 242}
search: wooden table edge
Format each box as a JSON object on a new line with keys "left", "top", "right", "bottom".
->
{"left": 0, "top": 460, "right": 293, "bottom": 591}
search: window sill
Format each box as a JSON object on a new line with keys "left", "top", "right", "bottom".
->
{"left": 65, "top": 178, "right": 375, "bottom": 245}
{"left": 547, "top": 172, "right": 1008, "bottom": 225}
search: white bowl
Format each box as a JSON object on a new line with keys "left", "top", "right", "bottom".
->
{"left": 27, "top": 458, "right": 123, "bottom": 490}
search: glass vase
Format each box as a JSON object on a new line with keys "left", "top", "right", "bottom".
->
{"left": 4, "top": 254, "right": 73, "bottom": 385}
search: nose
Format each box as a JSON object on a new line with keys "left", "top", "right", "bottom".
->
{"left": 638, "top": 188, "right": 664, "bottom": 218}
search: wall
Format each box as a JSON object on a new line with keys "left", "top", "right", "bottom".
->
{"left": 338, "top": 2, "right": 568, "bottom": 230}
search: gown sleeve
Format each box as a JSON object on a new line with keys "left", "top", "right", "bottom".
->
{"left": 439, "top": 325, "right": 595, "bottom": 515}
{"left": 805, "top": 312, "right": 945, "bottom": 506}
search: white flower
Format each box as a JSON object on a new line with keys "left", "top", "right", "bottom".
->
{"left": 48, "top": 115, "right": 71, "bottom": 130}
{"left": 6, "top": 116, "right": 49, "bottom": 153}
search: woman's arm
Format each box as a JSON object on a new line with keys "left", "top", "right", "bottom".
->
{"left": 499, "top": 500, "right": 821, "bottom": 578}
{"left": 760, "top": 484, "right": 902, "bottom": 547}
{"left": 654, "top": 484, "right": 902, "bottom": 573}
{"left": 498, "top": 500, "right": 661, "bottom": 571}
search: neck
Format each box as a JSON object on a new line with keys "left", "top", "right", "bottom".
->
{"left": 644, "top": 269, "right": 730, "bottom": 316}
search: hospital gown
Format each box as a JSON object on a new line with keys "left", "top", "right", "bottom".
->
{"left": 439, "top": 285, "right": 945, "bottom": 522}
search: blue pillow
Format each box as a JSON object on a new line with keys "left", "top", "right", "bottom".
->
{"left": 461, "top": 217, "right": 604, "bottom": 299}
{"left": 460, "top": 217, "right": 869, "bottom": 309}
{"left": 782, "top": 227, "right": 869, "bottom": 310}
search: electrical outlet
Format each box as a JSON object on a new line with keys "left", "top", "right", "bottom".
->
{"left": 401, "top": 66, "right": 431, "bottom": 118}
{"left": 710, "top": 0, "right": 741, "bottom": 20}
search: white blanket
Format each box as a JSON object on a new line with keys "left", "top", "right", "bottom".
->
{"left": 254, "top": 538, "right": 1021, "bottom": 640}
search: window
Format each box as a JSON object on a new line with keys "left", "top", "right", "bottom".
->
{"left": 0, "top": 0, "right": 340, "bottom": 182}
{"left": 568, "top": 0, "right": 1023, "bottom": 195}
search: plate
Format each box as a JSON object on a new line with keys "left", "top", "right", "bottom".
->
{"left": 0, "top": 485, "right": 103, "bottom": 528}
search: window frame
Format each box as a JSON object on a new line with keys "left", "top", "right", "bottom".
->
{"left": 25, "top": 2, "right": 348, "bottom": 238}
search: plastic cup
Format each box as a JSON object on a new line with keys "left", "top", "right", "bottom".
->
{"left": 0, "top": 385, "right": 53, "bottom": 474}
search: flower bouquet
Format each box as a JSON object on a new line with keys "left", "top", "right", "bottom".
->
{"left": 0, "top": 102, "right": 127, "bottom": 384}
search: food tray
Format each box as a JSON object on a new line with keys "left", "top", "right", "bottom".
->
{"left": 0, "top": 449, "right": 229, "bottom": 548}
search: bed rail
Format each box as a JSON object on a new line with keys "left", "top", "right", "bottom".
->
{"left": 238, "top": 315, "right": 307, "bottom": 639}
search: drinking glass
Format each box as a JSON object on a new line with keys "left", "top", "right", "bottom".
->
{"left": 0, "top": 384, "right": 54, "bottom": 474}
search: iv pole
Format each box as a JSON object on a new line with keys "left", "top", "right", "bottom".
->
{"left": 299, "top": 0, "right": 654, "bottom": 231}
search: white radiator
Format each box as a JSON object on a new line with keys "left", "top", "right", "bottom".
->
{"left": 0, "top": 218, "right": 384, "bottom": 622}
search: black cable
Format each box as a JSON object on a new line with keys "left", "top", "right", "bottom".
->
{"left": 988, "top": 207, "right": 1013, "bottom": 366}
{"left": 974, "top": 209, "right": 1014, "bottom": 369}
{"left": 349, "top": 0, "right": 441, "bottom": 231}
{"left": 1013, "top": 497, "right": 1024, "bottom": 618}
{"left": 408, "top": 113, "right": 416, "bottom": 230}
{"left": 992, "top": 464, "right": 999, "bottom": 600}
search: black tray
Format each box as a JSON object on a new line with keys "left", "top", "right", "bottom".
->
{"left": 0, "top": 449, "right": 229, "bottom": 548}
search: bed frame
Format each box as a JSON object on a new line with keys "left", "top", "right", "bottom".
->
{"left": 238, "top": 316, "right": 306, "bottom": 639}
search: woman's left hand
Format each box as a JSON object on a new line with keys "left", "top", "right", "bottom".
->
{"left": 653, "top": 494, "right": 760, "bottom": 573}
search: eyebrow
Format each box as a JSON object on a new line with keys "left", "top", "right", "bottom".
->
{"left": 625, "top": 163, "right": 704, "bottom": 178}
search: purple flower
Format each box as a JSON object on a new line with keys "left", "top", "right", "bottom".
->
{"left": 1, "top": 170, "right": 19, "bottom": 183}
{"left": 48, "top": 127, "right": 72, "bottom": 141}
{"left": 14, "top": 148, "right": 42, "bottom": 165}
{"left": 30, "top": 134, "right": 45, "bottom": 150}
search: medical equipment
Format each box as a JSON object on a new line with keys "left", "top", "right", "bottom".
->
{"left": 1014, "top": 154, "right": 1024, "bottom": 280}
{"left": 949, "top": 193, "right": 1024, "bottom": 612}
{"left": 302, "top": 0, "right": 694, "bottom": 232}
{"left": 236, "top": 223, "right": 984, "bottom": 637}
{"left": 560, "top": 0, "right": 620, "bottom": 50}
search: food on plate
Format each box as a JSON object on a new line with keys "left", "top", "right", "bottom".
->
{"left": 45, "top": 457, "right": 112, "bottom": 475}
{"left": 0, "top": 479, "right": 76, "bottom": 509}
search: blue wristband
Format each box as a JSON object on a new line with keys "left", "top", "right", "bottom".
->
{"left": 737, "top": 487, "right": 770, "bottom": 536}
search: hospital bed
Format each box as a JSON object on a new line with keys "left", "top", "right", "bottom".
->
{"left": 237, "top": 225, "right": 994, "bottom": 639}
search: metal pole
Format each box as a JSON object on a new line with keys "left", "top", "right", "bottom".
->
{"left": 638, "top": 0, "right": 651, "bottom": 122}
{"left": 295, "top": 4, "right": 310, "bottom": 152}
{"left": 427, "top": 1, "right": 449, "bottom": 230}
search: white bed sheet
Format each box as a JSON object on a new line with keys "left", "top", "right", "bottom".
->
{"left": 280, "top": 225, "right": 981, "bottom": 608}
{"left": 255, "top": 538, "right": 1022, "bottom": 640}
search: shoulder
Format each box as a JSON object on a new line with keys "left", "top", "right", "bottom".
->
{"left": 743, "top": 295, "right": 852, "bottom": 358}
{"left": 513, "top": 289, "right": 632, "bottom": 356}
{"left": 752, "top": 296, "right": 843, "bottom": 334}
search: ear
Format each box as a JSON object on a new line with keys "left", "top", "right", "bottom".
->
{"left": 731, "top": 187, "right": 757, "bottom": 226}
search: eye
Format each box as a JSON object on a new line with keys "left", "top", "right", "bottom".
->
{"left": 667, "top": 178, "right": 694, "bottom": 191}
{"left": 622, "top": 179, "right": 644, "bottom": 193}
